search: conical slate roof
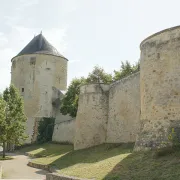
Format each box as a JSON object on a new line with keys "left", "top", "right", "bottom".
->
{"left": 13, "top": 33, "right": 67, "bottom": 60}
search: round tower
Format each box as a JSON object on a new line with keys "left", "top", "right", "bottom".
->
{"left": 135, "top": 26, "right": 180, "bottom": 150}
{"left": 11, "top": 33, "right": 68, "bottom": 143}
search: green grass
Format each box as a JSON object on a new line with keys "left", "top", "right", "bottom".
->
{"left": 0, "top": 156, "right": 13, "bottom": 160}
{"left": 17, "top": 143, "right": 180, "bottom": 180}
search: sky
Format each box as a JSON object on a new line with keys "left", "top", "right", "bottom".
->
{"left": 1, "top": 0, "right": 180, "bottom": 92}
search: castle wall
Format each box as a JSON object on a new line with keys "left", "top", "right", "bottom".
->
{"left": 52, "top": 119, "right": 75, "bottom": 144}
{"left": 106, "top": 72, "right": 140, "bottom": 143}
{"left": 74, "top": 84, "right": 109, "bottom": 150}
{"left": 11, "top": 54, "right": 67, "bottom": 143}
{"left": 135, "top": 26, "right": 180, "bottom": 150}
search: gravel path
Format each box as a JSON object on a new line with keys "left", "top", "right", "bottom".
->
{"left": 0, "top": 153, "right": 47, "bottom": 179}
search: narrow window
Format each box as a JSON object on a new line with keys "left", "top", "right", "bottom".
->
{"left": 30, "top": 57, "right": 36, "bottom": 65}
{"left": 22, "top": 88, "right": 24, "bottom": 92}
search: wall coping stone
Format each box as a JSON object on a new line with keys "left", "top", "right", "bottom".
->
{"left": 109, "top": 71, "right": 140, "bottom": 90}
{"left": 140, "top": 25, "right": 180, "bottom": 48}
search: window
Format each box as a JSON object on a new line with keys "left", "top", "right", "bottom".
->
{"left": 30, "top": 57, "right": 36, "bottom": 65}
{"left": 22, "top": 88, "right": 24, "bottom": 92}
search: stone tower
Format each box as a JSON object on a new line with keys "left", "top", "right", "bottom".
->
{"left": 11, "top": 33, "right": 68, "bottom": 143}
{"left": 135, "top": 26, "right": 180, "bottom": 150}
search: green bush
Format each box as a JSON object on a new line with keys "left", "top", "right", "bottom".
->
{"left": 37, "top": 117, "right": 55, "bottom": 144}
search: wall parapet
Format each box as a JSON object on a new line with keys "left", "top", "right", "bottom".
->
{"left": 140, "top": 25, "right": 180, "bottom": 48}
{"left": 80, "top": 84, "right": 110, "bottom": 94}
{"left": 109, "top": 71, "right": 140, "bottom": 90}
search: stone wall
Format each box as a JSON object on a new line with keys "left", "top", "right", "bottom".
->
{"left": 11, "top": 54, "right": 67, "bottom": 143}
{"left": 106, "top": 72, "right": 140, "bottom": 143}
{"left": 74, "top": 84, "right": 109, "bottom": 150}
{"left": 135, "top": 26, "right": 180, "bottom": 150}
{"left": 52, "top": 119, "right": 75, "bottom": 144}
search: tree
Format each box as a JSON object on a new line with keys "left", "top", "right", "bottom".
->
{"left": 37, "top": 117, "right": 55, "bottom": 144}
{"left": 0, "top": 85, "right": 27, "bottom": 158}
{"left": 86, "top": 66, "right": 112, "bottom": 84}
{"left": 60, "top": 77, "right": 86, "bottom": 118}
{"left": 113, "top": 60, "right": 140, "bottom": 81}
{"left": 60, "top": 66, "right": 113, "bottom": 118}
{"left": 0, "top": 95, "right": 6, "bottom": 158}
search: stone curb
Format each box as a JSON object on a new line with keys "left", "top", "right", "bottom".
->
{"left": 27, "top": 161, "right": 56, "bottom": 173}
{"left": 46, "top": 173, "right": 95, "bottom": 180}
{"left": 28, "top": 161, "right": 95, "bottom": 180}
{"left": 0, "top": 163, "right": 2, "bottom": 179}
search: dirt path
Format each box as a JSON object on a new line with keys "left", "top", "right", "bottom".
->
{"left": 0, "top": 153, "right": 47, "bottom": 179}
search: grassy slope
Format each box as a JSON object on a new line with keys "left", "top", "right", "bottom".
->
{"left": 18, "top": 143, "right": 180, "bottom": 180}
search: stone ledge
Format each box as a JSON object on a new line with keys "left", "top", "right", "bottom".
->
{"left": 46, "top": 173, "right": 95, "bottom": 180}
{"left": 27, "top": 161, "right": 56, "bottom": 173}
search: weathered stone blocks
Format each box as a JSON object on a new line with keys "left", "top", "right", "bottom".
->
{"left": 135, "top": 25, "right": 180, "bottom": 150}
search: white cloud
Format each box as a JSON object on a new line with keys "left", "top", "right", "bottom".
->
{"left": 16, "top": 0, "right": 39, "bottom": 11}
{"left": 4, "top": 16, "right": 22, "bottom": 27}
{"left": 0, "top": 32, "right": 8, "bottom": 47}
{"left": 43, "top": 28, "right": 68, "bottom": 54}
{"left": 0, "top": 0, "right": 68, "bottom": 92}
{"left": 0, "top": 48, "right": 16, "bottom": 92}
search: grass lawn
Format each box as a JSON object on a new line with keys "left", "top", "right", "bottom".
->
{"left": 17, "top": 143, "right": 180, "bottom": 180}
{"left": 0, "top": 156, "right": 13, "bottom": 160}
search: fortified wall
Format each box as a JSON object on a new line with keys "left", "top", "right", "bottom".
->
{"left": 72, "top": 72, "right": 140, "bottom": 150}
{"left": 11, "top": 26, "right": 180, "bottom": 150}
{"left": 106, "top": 72, "right": 140, "bottom": 143}
{"left": 74, "top": 84, "right": 110, "bottom": 150}
{"left": 11, "top": 33, "right": 68, "bottom": 144}
{"left": 135, "top": 26, "right": 180, "bottom": 150}
{"left": 54, "top": 25, "right": 180, "bottom": 151}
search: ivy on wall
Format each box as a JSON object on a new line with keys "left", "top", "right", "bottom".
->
{"left": 37, "top": 117, "right": 55, "bottom": 143}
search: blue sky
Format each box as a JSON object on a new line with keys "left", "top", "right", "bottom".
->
{"left": 1, "top": 0, "right": 180, "bottom": 92}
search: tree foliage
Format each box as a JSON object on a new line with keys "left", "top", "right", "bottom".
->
{"left": 0, "top": 85, "right": 27, "bottom": 157}
{"left": 0, "top": 96, "right": 6, "bottom": 143}
{"left": 60, "top": 77, "right": 86, "bottom": 117}
{"left": 113, "top": 60, "right": 140, "bottom": 81}
{"left": 86, "top": 66, "right": 112, "bottom": 84}
{"left": 60, "top": 66, "right": 113, "bottom": 118}
{"left": 60, "top": 62, "right": 139, "bottom": 118}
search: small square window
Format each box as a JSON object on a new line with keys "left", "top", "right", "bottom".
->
{"left": 22, "top": 88, "right": 24, "bottom": 92}
{"left": 30, "top": 57, "right": 36, "bottom": 65}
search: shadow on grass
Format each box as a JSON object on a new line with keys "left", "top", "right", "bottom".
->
{"left": 17, "top": 143, "right": 73, "bottom": 157}
{"left": 17, "top": 142, "right": 180, "bottom": 179}
{"left": 103, "top": 149, "right": 180, "bottom": 180}
{"left": 48, "top": 143, "right": 134, "bottom": 170}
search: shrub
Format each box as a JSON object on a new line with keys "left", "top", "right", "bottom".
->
{"left": 37, "top": 117, "right": 55, "bottom": 144}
